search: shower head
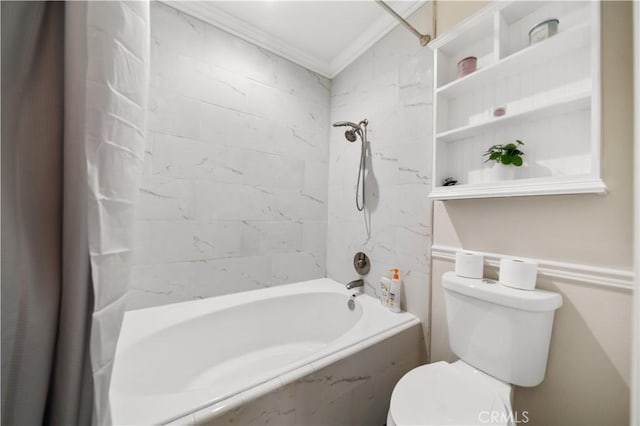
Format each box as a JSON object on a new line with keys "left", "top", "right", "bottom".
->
{"left": 332, "top": 119, "right": 368, "bottom": 143}
{"left": 344, "top": 129, "right": 358, "bottom": 142}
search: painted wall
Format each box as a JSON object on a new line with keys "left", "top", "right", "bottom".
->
{"left": 326, "top": 6, "right": 434, "bottom": 347}
{"left": 430, "top": 2, "right": 634, "bottom": 425}
{"left": 130, "top": 2, "right": 330, "bottom": 309}
{"left": 433, "top": 0, "right": 487, "bottom": 37}
{"left": 633, "top": 3, "right": 640, "bottom": 423}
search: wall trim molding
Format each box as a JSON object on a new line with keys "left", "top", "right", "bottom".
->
{"left": 328, "top": 2, "right": 427, "bottom": 78}
{"left": 164, "top": 0, "right": 331, "bottom": 77}
{"left": 162, "top": 1, "right": 426, "bottom": 79}
{"left": 431, "top": 244, "right": 634, "bottom": 292}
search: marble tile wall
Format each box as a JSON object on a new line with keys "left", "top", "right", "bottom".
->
{"left": 326, "top": 6, "right": 434, "bottom": 345}
{"left": 130, "top": 2, "right": 330, "bottom": 310}
{"left": 195, "top": 324, "right": 425, "bottom": 425}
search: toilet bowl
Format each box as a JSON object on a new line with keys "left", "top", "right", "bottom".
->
{"left": 387, "top": 361, "right": 513, "bottom": 426}
{"left": 387, "top": 272, "right": 562, "bottom": 426}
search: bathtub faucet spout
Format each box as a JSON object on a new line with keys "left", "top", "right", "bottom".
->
{"left": 346, "top": 279, "right": 364, "bottom": 290}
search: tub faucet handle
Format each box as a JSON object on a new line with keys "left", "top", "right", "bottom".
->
{"left": 353, "top": 252, "right": 370, "bottom": 275}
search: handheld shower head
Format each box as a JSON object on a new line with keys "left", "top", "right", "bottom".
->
{"left": 332, "top": 118, "right": 369, "bottom": 211}
{"left": 332, "top": 120, "right": 366, "bottom": 143}
{"left": 333, "top": 121, "right": 361, "bottom": 129}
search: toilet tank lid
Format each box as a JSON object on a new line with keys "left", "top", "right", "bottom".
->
{"left": 443, "top": 271, "right": 562, "bottom": 312}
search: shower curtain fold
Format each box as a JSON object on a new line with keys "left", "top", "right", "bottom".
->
{"left": 68, "top": 2, "right": 150, "bottom": 423}
{"left": 1, "top": 1, "right": 150, "bottom": 425}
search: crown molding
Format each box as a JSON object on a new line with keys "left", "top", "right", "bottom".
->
{"left": 329, "top": 1, "right": 427, "bottom": 77}
{"left": 162, "top": 1, "right": 427, "bottom": 79}
{"left": 431, "top": 244, "right": 634, "bottom": 292}
{"left": 163, "top": 0, "right": 333, "bottom": 76}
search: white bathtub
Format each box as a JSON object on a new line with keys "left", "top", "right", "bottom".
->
{"left": 110, "top": 278, "right": 420, "bottom": 425}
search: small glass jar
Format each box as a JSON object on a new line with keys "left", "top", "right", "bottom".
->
{"left": 528, "top": 19, "right": 559, "bottom": 45}
{"left": 456, "top": 56, "right": 477, "bottom": 78}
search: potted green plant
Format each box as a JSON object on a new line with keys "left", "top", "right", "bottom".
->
{"left": 483, "top": 140, "right": 525, "bottom": 181}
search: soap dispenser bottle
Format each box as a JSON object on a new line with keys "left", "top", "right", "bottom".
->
{"left": 389, "top": 268, "right": 402, "bottom": 313}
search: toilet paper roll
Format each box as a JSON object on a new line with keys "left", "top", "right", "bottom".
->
{"left": 499, "top": 258, "right": 538, "bottom": 290}
{"left": 455, "top": 252, "right": 484, "bottom": 279}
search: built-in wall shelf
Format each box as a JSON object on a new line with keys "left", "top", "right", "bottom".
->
{"left": 436, "top": 91, "right": 591, "bottom": 143}
{"left": 429, "top": 1, "right": 604, "bottom": 200}
{"left": 429, "top": 176, "right": 607, "bottom": 200}
{"left": 436, "top": 22, "right": 591, "bottom": 99}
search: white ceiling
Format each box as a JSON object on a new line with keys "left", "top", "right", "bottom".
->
{"left": 165, "top": 1, "right": 429, "bottom": 78}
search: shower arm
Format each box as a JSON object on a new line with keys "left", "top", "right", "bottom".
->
{"left": 375, "top": 0, "right": 431, "bottom": 47}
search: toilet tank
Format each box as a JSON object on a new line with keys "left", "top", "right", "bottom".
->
{"left": 442, "top": 271, "right": 562, "bottom": 387}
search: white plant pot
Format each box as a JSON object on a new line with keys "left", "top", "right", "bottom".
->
{"left": 489, "top": 162, "right": 516, "bottom": 182}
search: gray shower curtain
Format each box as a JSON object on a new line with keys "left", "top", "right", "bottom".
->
{"left": 2, "top": 1, "right": 150, "bottom": 425}
{"left": 1, "top": 2, "right": 94, "bottom": 425}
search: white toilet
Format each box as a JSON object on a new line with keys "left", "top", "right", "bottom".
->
{"left": 387, "top": 271, "right": 563, "bottom": 426}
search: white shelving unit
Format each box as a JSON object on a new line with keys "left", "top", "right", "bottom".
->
{"left": 429, "top": 1, "right": 605, "bottom": 200}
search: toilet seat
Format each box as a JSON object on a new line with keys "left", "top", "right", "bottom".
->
{"left": 388, "top": 361, "right": 513, "bottom": 426}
